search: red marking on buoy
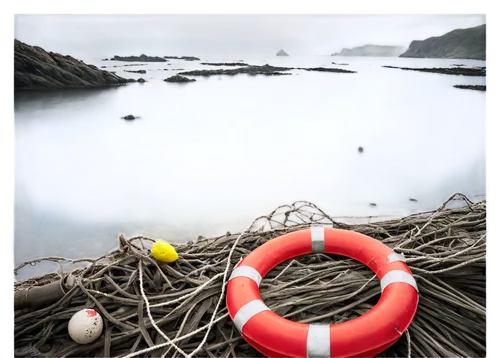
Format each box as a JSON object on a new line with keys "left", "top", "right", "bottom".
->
{"left": 86, "top": 309, "right": 97, "bottom": 317}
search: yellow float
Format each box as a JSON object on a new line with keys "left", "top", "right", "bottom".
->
{"left": 151, "top": 240, "right": 179, "bottom": 263}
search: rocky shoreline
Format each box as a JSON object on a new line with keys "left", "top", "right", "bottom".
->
{"left": 15, "top": 40, "right": 135, "bottom": 90}
{"left": 15, "top": 40, "right": 485, "bottom": 91}
{"left": 382, "top": 65, "right": 486, "bottom": 76}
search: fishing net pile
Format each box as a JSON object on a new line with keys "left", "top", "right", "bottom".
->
{"left": 14, "top": 193, "right": 486, "bottom": 358}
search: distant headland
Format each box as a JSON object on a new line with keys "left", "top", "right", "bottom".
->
{"left": 332, "top": 45, "right": 406, "bottom": 57}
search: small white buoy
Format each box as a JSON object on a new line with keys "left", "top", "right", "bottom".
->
{"left": 68, "top": 308, "right": 103, "bottom": 344}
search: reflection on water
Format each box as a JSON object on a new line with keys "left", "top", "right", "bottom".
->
{"left": 14, "top": 56, "right": 485, "bottom": 280}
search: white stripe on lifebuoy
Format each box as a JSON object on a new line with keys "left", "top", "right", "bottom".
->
{"left": 311, "top": 226, "right": 325, "bottom": 253}
{"left": 233, "top": 299, "right": 270, "bottom": 332}
{"left": 380, "top": 270, "right": 418, "bottom": 293}
{"left": 387, "top": 252, "right": 406, "bottom": 263}
{"left": 229, "top": 266, "right": 262, "bottom": 286}
{"left": 307, "top": 324, "right": 330, "bottom": 358}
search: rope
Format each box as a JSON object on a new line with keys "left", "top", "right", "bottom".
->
{"left": 13, "top": 192, "right": 485, "bottom": 358}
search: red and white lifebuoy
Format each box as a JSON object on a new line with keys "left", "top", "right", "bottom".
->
{"left": 226, "top": 227, "right": 419, "bottom": 358}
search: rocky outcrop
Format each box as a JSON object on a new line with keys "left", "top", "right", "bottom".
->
{"left": 15, "top": 40, "right": 134, "bottom": 90}
{"left": 137, "top": 78, "right": 147, "bottom": 83}
{"left": 382, "top": 65, "right": 486, "bottom": 76}
{"left": 164, "top": 75, "right": 196, "bottom": 83}
{"left": 111, "top": 54, "right": 167, "bottom": 62}
{"left": 178, "top": 64, "right": 357, "bottom": 77}
{"left": 454, "top": 85, "right": 486, "bottom": 91}
{"left": 201, "top": 62, "right": 250, "bottom": 66}
{"left": 124, "top": 69, "right": 147, "bottom": 74}
{"left": 400, "top": 24, "right": 485, "bottom": 60}
{"left": 276, "top": 49, "right": 289, "bottom": 56}
{"left": 298, "top": 67, "right": 356, "bottom": 73}
{"left": 112, "top": 64, "right": 147, "bottom": 68}
{"left": 164, "top": 56, "right": 200, "bottom": 61}
{"left": 179, "top": 64, "right": 293, "bottom": 77}
{"left": 332, "top": 45, "right": 406, "bottom": 57}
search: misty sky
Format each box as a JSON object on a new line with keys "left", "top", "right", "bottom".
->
{"left": 14, "top": 14, "right": 485, "bottom": 58}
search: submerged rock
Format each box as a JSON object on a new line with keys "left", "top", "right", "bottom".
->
{"left": 369, "top": 203, "right": 377, "bottom": 207}
{"left": 15, "top": 40, "right": 132, "bottom": 90}
{"left": 358, "top": 147, "right": 364, "bottom": 153}
{"left": 409, "top": 198, "right": 418, "bottom": 202}
{"left": 164, "top": 75, "right": 196, "bottom": 83}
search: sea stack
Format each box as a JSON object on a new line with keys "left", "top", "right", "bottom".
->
{"left": 276, "top": 49, "right": 289, "bottom": 56}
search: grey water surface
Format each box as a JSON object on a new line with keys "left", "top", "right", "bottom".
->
{"left": 14, "top": 55, "right": 486, "bottom": 280}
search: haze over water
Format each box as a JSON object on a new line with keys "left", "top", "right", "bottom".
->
{"left": 13, "top": 15, "right": 486, "bottom": 280}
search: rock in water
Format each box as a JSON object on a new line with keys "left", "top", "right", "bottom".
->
{"left": 164, "top": 55, "right": 200, "bottom": 61}
{"left": 382, "top": 65, "right": 485, "bottom": 77}
{"left": 137, "top": 78, "right": 146, "bottom": 83}
{"left": 276, "top": 49, "right": 289, "bottom": 56}
{"left": 15, "top": 40, "right": 133, "bottom": 90}
{"left": 124, "top": 69, "right": 146, "bottom": 74}
{"left": 454, "top": 85, "right": 486, "bottom": 91}
{"left": 122, "top": 115, "right": 135, "bottom": 120}
{"left": 358, "top": 147, "right": 364, "bottom": 153}
{"left": 164, "top": 75, "right": 196, "bottom": 83}
{"left": 111, "top": 54, "right": 167, "bottom": 62}
{"left": 369, "top": 203, "right": 377, "bottom": 207}
{"left": 409, "top": 198, "right": 418, "bottom": 202}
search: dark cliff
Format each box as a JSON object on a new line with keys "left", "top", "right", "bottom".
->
{"left": 400, "top": 24, "right": 486, "bottom": 60}
{"left": 15, "top": 40, "right": 134, "bottom": 90}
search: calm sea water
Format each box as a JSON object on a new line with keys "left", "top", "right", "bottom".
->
{"left": 14, "top": 55, "right": 486, "bottom": 280}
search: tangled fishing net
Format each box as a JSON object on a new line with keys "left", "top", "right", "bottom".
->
{"left": 14, "top": 193, "right": 486, "bottom": 358}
